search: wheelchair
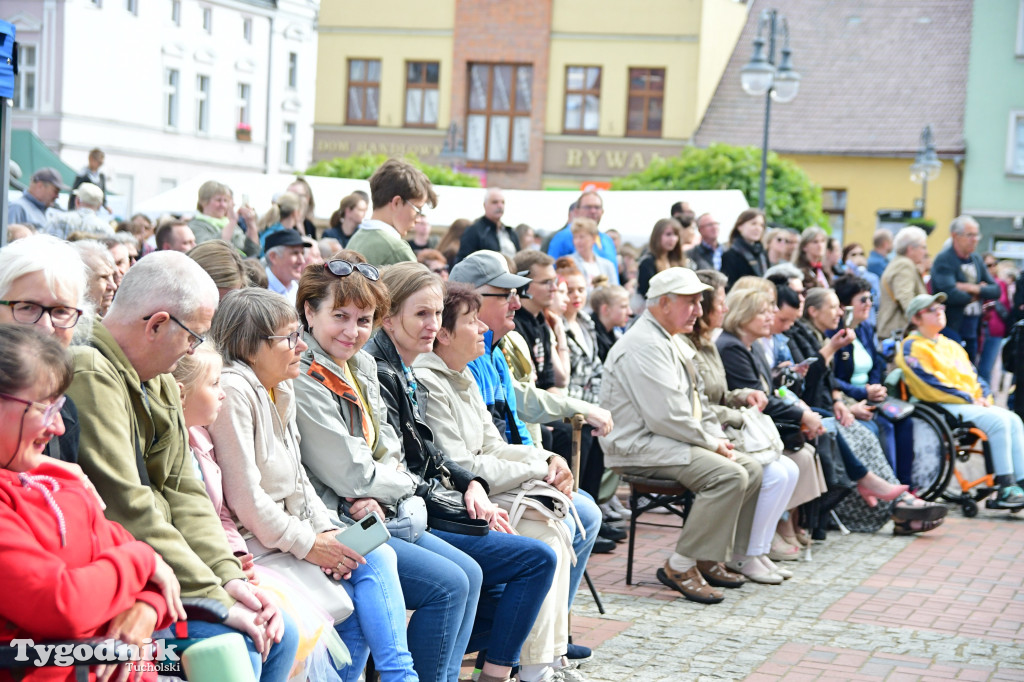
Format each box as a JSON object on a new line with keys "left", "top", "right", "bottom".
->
{"left": 885, "top": 367, "right": 1007, "bottom": 517}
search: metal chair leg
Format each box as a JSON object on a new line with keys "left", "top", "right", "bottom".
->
{"left": 583, "top": 569, "right": 605, "bottom": 614}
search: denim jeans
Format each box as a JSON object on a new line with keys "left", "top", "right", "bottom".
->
{"left": 977, "top": 335, "right": 1004, "bottom": 385}
{"left": 334, "top": 542, "right": 418, "bottom": 682}
{"left": 941, "top": 403, "right": 1024, "bottom": 480}
{"left": 565, "top": 490, "right": 601, "bottom": 609}
{"left": 818, "top": 414, "right": 868, "bottom": 481}
{"left": 433, "top": 528, "right": 557, "bottom": 667}
{"left": 184, "top": 610, "right": 300, "bottom": 682}
{"left": 391, "top": 531, "right": 482, "bottom": 682}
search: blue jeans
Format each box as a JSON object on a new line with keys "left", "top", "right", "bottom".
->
{"left": 565, "top": 490, "right": 601, "bottom": 609}
{"left": 977, "top": 335, "right": 1004, "bottom": 385}
{"left": 818, "top": 414, "right": 868, "bottom": 481}
{"left": 185, "top": 610, "right": 300, "bottom": 682}
{"left": 391, "top": 532, "right": 482, "bottom": 682}
{"left": 334, "top": 542, "right": 418, "bottom": 682}
{"left": 941, "top": 403, "right": 1024, "bottom": 480}
{"left": 433, "top": 528, "right": 556, "bottom": 667}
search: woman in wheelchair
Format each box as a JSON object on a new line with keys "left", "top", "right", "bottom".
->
{"left": 0, "top": 324, "right": 183, "bottom": 681}
{"left": 896, "top": 293, "right": 1024, "bottom": 510}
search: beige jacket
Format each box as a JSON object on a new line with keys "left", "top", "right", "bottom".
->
{"left": 599, "top": 311, "right": 724, "bottom": 468}
{"left": 877, "top": 255, "right": 928, "bottom": 339}
{"left": 414, "top": 352, "right": 549, "bottom": 494}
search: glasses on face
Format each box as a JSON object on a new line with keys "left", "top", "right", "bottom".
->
{"left": 0, "top": 301, "right": 83, "bottom": 329}
{"left": 533, "top": 278, "right": 558, "bottom": 290}
{"left": 143, "top": 313, "right": 205, "bottom": 351}
{"left": 962, "top": 232, "right": 981, "bottom": 240}
{"left": 404, "top": 199, "right": 426, "bottom": 218}
{"left": 0, "top": 393, "right": 66, "bottom": 425}
{"left": 324, "top": 260, "right": 380, "bottom": 281}
{"left": 264, "top": 330, "right": 302, "bottom": 349}
{"left": 923, "top": 304, "right": 946, "bottom": 314}
{"left": 480, "top": 290, "right": 519, "bottom": 302}
{"left": 856, "top": 294, "right": 872, "bottom": 304}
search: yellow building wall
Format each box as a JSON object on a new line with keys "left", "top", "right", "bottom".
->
{"left": 780, "top": 154, "right": 960, "bottom": 255}
{"left": 319, "top": 0, "right": 455, "bottom": 30}
{"left": 551, "top": 0, "right": 698, "bottom": 34}
{"left": 315, "top": 33, "right": 454, "bottom": 129}
{"left": 546, "top": 41, "right": 698, "bottom": 139}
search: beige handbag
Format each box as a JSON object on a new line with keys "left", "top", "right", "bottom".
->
{"left": 725, "top": 407, "right": 784, "bottom": 466}
{"left": 246, "top": 536, "right": 355, "bottom": 624}
{"left": 491, "top": 479, "right": 585, "bottom": 565}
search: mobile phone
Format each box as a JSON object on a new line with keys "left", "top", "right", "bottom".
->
{"left": 843, "top": 306, "right": 855, "bottom": 328}
{"left": 335, "top": 512, "right": 390, "bottom": 557}
{"left": 795, "top": 357, "right": 818, "bottom": 369}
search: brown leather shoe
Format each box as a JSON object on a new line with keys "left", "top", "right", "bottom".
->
{"left": 656, "top": 561, "right": 725, "bottom": 604}
{"left": 696, "top": 560, "right": 746, "bottom": 589}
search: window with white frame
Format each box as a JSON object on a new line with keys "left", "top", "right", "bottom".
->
{"left": 237, "top": 83, "right": 251, "bottom": 125}
{"left": 202, "top": 7, "right": 212, "bottom": 33}
{"left": 243, "top": 17, "right": 253, "bottom": 43}
{"left": 196, "top": 75, "right": 211, "bottom": 133}
{"left": 13, "top": 45, "right": 37, "bottom": 110}
{"left": 466, "top": 62, "right": 533, "bottom": 166}
{"left": 283, "top": 122, "right": 296, "bottom": 167}
{"left": 126, "top": 0, "right": 138, "bottom": 15}
{"left": 164, "top": 68, "right": 179, "bottom": 127}
{"left": 1009, "top": 112, "right": 1024, "bottom": 175}
{"left": 171, "top": 0, "right": 180, "bottom": 25}
{"left": 90, "top": 0, "right": 102, "bottom": 6}
{"left": 288, "top": 53, "right": 298, "bottom": 89}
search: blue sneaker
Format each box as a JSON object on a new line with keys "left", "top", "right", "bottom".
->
{"left": 988, "top": 485, "right": 1024, "bottom": 510}
{"left": 566, "top": 642, "right": 592, "bottom": 664}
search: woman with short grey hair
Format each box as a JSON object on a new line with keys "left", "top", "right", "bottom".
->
{"left": 877, "top": 227, "right": 930, "bottom": 338}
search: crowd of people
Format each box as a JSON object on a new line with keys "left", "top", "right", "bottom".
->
{"left": 3, "top": 154, "right": 1024, "bottom": 682}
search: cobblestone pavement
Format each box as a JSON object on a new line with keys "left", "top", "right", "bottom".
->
{"left": 561, "top": 500, "right": 1024, "bottom": 681}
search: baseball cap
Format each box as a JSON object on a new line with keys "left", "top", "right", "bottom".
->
{"left": 32, "top": 167, "right": 67, "bottom": 189}
{"left": 905, "top": 292, "right": 947, "bottom": 320}
{"left": 449, "top": 251, "right": 531, "bottom": 289}
{"left": 264, "top": 229, "right": 305, "bottom": 251}
{"left": 646, "top": 267, "right": 712, "bottom": 300}
{"left": 73, "top": 182, "right": 104, "bottom": 206}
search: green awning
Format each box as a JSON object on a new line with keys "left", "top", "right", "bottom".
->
{"left": 10, "top": 129, "right": 76, "bottom": 187}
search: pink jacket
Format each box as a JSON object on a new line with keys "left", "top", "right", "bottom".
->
{"left": 189, "top": 426, "right": 248, "bottom": 556}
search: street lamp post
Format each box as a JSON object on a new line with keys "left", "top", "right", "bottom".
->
{"left": 740, "top": 9, "right": 800, "bottom": 211}
{"left": 910, "top": 125, "right": 941, "bottom": 218}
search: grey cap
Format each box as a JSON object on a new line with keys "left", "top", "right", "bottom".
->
{"left": 32, "top": 167, "right": 67, "bottom": 189}
{"left": 646, "top": 267, "right": 712, "bottom": 300}
{"left": 906, "top": 292, "right": 947, "bottom": 320}
{"left": 449, "top": 251, "right": 531, "bottom": 289}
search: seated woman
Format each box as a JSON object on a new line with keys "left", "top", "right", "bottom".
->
{"left": 414, "top": 283, "right": 585, "bottom": 682}
{"left": 0, "top": 324, "right": 181, "bottom": 682}
{"left": 636, "top": 218, "right": 688, "bottom": 300}
{"left": 721, "top": 209, "right": 769, "bottom": 290}
{"left": 897, "top": 293, "right": 1024, "bottom": 510}
{"left": 787, "top": 288, "right": 946, "bottom": 535}
{"left": 363, "top": 260, "right": 563, "bottom": 682}
{"left": 794, "top": 227, "right": 832, "bottom": 291}
{"left": 206, "top": 288, "right": 418, "bottom": 682}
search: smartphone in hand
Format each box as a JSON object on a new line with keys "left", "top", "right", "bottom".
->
{"left": 335, "top": 512, "right": 390, "bottom": 557}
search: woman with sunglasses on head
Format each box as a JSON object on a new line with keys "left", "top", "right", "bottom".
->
{"left": 0, "top": 324, "right": 183, "bottom": 682}
{"left": 207, "top": 287, "right": 417, "bottom": 682}
{"left": 363, "top": 261, "right": 561, "bottom": 682}
{"left": 0, "top": 235, "right": 92, "bottom": 463}
{"left": 294, "top": 253, "right": 498, "bottom": 682}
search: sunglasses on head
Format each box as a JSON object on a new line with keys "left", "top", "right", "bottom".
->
{"left": 324, "top": 260, "right": 380, "bottom": 281}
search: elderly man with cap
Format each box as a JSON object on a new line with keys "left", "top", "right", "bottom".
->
{"left": 9, "top": 167, "right": 65, "bottom": 230}
{"left": 446, "top": 250, "right": 606, "bottom": 662}
{"left": 44, "top": 182, "right": 113, "bottom": 239}
{"left": 264, "top": 229, "right": 306, "bottom": 303}
{"left": 600, "top": 268, "right": 763, "bottom": 604}
{"left": 897, "top": 292, "right": 1024, "bottom": 511}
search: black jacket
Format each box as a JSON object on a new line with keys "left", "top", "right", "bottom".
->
{"left": 456, "top": 216, "right": 520, "bottom": 263}
{"left": 716, "top": 331, "right": 804, "bottom": 424}
{"left": 686, "top": 242, "right": 717, "bottom": 272}
{"left": 364, "top": 330, "right": 487, "bottom": 495}
{"left": 784, "top": 319, "right": 839, "bottom": 411}
{"left": 594, "top": 319, "right": 617, "bottom": 363}
{"left": 721, "top": 237, "right": 768, "bottom": 290}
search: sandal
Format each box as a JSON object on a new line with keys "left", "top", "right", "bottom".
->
{"left": 890, "top": 492, "right": 948, "bottom": 523}
{"left": 893, "top": 517, "right": 944, "bottom": 535}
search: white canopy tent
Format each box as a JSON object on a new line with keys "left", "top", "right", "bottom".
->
{"left": 134, "top": 172, "right": 750, "bottom": 248}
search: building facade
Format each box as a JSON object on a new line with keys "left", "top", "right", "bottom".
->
{"left": 7, "top": 0, "right": 318, "bottom": 211}
{"left": 960, "top": 0, "right": 1024, "bottom": 258}
{"left": 312, "top": 0, "right": 749, "bottom": 190}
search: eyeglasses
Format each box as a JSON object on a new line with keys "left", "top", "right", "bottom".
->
{"left": 264, "top": 330, "right": 302, "bottom": 349}
{"left": 962, "top": 232, "right": 981, "bottom": 240}
{"left": 404, "top": 199, "right": 426, "bottom": 218}
{"left": 324, "top": 260, "right": 380, "bottom": 281}
{"left": 533, "top": 278, "right": 558, "bottom": 290}
{"left": 143, "top": 313, "right": 205, "bottom": 351}
{"left": 856, "top": 294, "right": 873, "bottom": 303}
{"left": 0, "top": 393, "right": 66, "bottom": 425}
{"left": 0, "top": 301, "right": 83, "bottom": 329}
{"left": 923, "top": 304, "right": 946, "bottom": 314}
{"left": 480, "top": 290, "right": 520, "bottom": 302}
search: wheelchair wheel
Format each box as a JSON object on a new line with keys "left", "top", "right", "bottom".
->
{"left": 962, "top": 498, "right": 979, "bottom": 517}
{"left": 906, "top": 404, "right": 957, "bottom": 500}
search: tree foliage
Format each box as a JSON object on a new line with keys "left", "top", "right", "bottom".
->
{"left": 306, "top": 153, "right": 482, "bottom": 188}
{"left": 610, "top": 143, "right": 829, "bottom": 230}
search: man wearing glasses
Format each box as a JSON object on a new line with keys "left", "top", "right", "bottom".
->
{"left": 66, "top": 251, "right": 300, "bottom": 676}
{"left": 347, "top": 158, "right": 437, "bottom": 267}
{"left": 930, "top": 215, "right": 1000, "bottom": 362}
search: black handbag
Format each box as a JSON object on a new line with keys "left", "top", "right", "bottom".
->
{"left": 421, "top": 480, "right": 489, "bottom": 536}
{"left": 774, "top": 421, "right": 806, "bottom": 452}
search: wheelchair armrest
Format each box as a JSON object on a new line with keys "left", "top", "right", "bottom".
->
{"left": 181, "top": 598, "right": 229, "bottom": 624}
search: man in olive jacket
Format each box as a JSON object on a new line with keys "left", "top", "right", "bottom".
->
{"left": 67, "top": 252, "right": 297, "bottom": 675}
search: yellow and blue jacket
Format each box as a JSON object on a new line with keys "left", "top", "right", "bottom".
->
{"left": 895, "top": 331, "right": 988, "bottom": 404}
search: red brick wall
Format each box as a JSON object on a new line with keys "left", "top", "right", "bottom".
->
{"left": 452, "top": 0, "right": 553, "bottom": 189}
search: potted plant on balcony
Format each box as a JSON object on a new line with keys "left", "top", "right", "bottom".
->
{"left": 236, "top": 123, "right": 252, "bottom": 141}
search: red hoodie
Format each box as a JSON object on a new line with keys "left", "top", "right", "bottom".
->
{"left": 0, "top": 461, "right": 171, "bottom": 681}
